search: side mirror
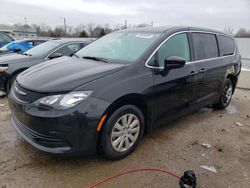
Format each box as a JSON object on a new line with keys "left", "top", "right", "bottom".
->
{"left": 14, "top": 48, "right": 21, "bottom": 53}
{"left": 164, "top": 56, "right": 186, "bottom": 70}
{"left": 48, "top": 53, "right": 63, "bottom": 59}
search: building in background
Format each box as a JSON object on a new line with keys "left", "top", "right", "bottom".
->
{"left": 236, "top": 38, "right": 250, "bottom": 60}
{"left": 0, "top": 24, "right": 37, "bottom": 39}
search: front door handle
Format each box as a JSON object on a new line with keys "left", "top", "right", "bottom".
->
{"left": 199, "top": 68, "right": 206, "bottom": 73}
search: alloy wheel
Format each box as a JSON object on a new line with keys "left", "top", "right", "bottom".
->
{"left": 111, "top": 114, "right": 140, "bottom": 152}
{"left": 223, "top": 83, "right": 233, "bottom": 105}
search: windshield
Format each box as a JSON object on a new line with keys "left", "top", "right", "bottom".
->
{"left": 25, "top": 40, "right": 60, "bottom": 56}
{"left": 0, "top": 32, "right": 13, "bottom": 43}
{"left": 76, "top": 32, "right": 162, "bottom": 62}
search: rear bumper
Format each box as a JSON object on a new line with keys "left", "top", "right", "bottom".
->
{"left": 9, "top": 90, "right": 110, "bottom": 155}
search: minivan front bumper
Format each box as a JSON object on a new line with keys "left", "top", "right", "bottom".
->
{"left": 8, "top": 88, "right": 111, "bottom": 155}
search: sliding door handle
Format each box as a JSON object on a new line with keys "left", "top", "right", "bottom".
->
{"left": 199, "top": 68, "right": 206, "bottom": 73}
{"left": 190, "top": 70, "right": 199, "bottom": 76}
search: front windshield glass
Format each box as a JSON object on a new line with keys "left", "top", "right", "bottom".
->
{"left": 0, "top": 33, "right": 13, "bottom": 43}
{"left": 76, "top": 32, "right": 162, "bottom": 62}
{"left": 25, "top": 40, "right": 60, "bottom": 56}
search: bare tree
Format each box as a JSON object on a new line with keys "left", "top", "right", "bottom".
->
{"left": 136, "top": 23, "right": 151, "bottom": 28}
{"left": 235, "top": 28, "right": 250, "bottom": 38}
{"left": 51, "top": 27, "right": 64, "bottom": 37}
{"left": 86, "top": 23, "right": 95, "bottom": 37}
{"left": 79, "top": 30, "right": 89, "bottom": 38}
{"left": 223, "top": 27, "right": 234, "bottom": 35}
{"left": 66, "top": 25, "right": 73, "bottom": 36}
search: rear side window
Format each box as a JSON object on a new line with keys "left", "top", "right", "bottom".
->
{"left": 34, "top": 40, "right": 45, "bottom": 46}
{"left": 155, "top": 33, "right": 190, "bottom": 67}
{"left": 191, "top": 33, "right": 219, "bottom": 61}
{"left": 55, "top": 43, "right": 81, "bottom": 56}
{"left": 217, "top": 36, "right": 235, "bottom": 56}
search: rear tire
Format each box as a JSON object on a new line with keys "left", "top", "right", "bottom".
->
{"left": 100, "top": 105, "right": 144, "bottom": 160}
{"left": 214, "top": 78, "right": 233, "bottom": 109}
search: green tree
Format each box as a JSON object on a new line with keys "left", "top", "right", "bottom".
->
{"left": 98, "top": 28, "right": 106, "bottom": 37}
{"left": 79, "top": 30, "right": 89, "bottom": 38}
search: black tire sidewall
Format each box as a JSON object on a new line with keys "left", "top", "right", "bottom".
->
{"left": 101, "top": 105, "right": 144, "bottom": 160}
{"left": 6, "top": 73, "right": 19, "bottom": 94}
{"left": 222, "top": 79, "right": 233, "bottom": 106}
{"left": 215, "top": 78, "right": 233, "bottom": 109}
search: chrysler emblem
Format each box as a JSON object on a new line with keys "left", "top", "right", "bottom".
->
{"left": 15, "top": 86, "right": 27, "bottom": 96}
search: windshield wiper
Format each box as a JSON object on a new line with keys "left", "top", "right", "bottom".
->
{"left": 82, "top": 56, "right": 109, "bottom": 63}
{"left": 22, "top": 52, "right": 32, "bottom": 56}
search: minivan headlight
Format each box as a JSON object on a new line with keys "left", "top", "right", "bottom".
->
{"left": 33, "top": 91, "right": 92, "bottom": 109}
{"left": 0, "top": 64, "right": 8, "bottom": 73}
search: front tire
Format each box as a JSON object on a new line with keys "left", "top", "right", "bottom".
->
{"left": 6, "top": 73, "right": 19, "bottom": 95}
{"left": 100, "top": 105, "right": 144, "bottom": 160}
{"left": 214, "top": 78, "right": 233, "bottom": 109}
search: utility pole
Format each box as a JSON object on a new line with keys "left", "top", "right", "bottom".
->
{"left": 124, "top": 20, "right": 128, "bottom": 29}
{"left": 24, "top": 17, "right": 28, "bottom": 36}
{"left": 60, "top": 17, "right": 67, "bottom": 37}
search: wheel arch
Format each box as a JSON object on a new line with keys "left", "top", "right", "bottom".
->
{"left": 97, "top": 93, "right": 153, "bottom": 150}
{"left": 10, "top": 67, "right": 28, "bottom": 78}
{"left": 226, "top": 74, "right": 237, "bottom": 93}
{"left": 103, "top": 93, "right": 153, "bottom": 133}
{"left": 4, "top": 67, "right": 28, "bottom": 92}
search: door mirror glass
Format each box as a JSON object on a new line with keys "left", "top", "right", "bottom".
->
{"left": 164, "top": 56, "right": 186, "bottom": 70}
{"left": 48, "top": 52, "right": 62, "bottom": 59}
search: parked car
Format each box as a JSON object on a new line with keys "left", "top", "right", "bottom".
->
{"left": 0, "top": 32, "right": 14, "bottom": 48}
{"left": 0, "top": 38, "right": 94, "bottom": 95}
{"left": 0, "top": 38, "right": 48, "bottom": 55}
{"left": 8, "top": 27, "right": 241, "bottom": 160}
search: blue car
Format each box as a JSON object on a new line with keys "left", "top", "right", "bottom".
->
{"left": 0, "top": 32, "right": 14, "bottom": 48}
{"left": 0, "top": 39, "right": 47, "bottom": 55}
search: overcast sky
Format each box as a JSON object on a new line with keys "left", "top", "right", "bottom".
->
{"left": 0, "top": 0, "right": 249, "bottom": 30}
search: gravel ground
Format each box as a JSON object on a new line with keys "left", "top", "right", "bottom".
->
{"left": 0, "top": 89, "right": 250, "bottom": 188}
{"left": 242, "top": 59, "right": 250, "bottom": 70}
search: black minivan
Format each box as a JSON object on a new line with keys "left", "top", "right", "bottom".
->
{"left": 9, "top": 26, "right": 241, "bottom": 160}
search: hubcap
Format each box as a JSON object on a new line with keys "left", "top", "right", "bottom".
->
{"left": 111, "top": 114, "right": 140, "bottom": 152}
{"left": 223, "top": 84, "right": 233, "bottom": 105}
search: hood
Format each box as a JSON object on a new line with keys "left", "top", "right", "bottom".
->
{"left": 0, "top": 51, "right": 14, "bottom": 56}
{"left": 0, "top": 53, "right": 37, "bottom": 64}
{"left": 17, "top": 56, "right": 125, "bottom": 92}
